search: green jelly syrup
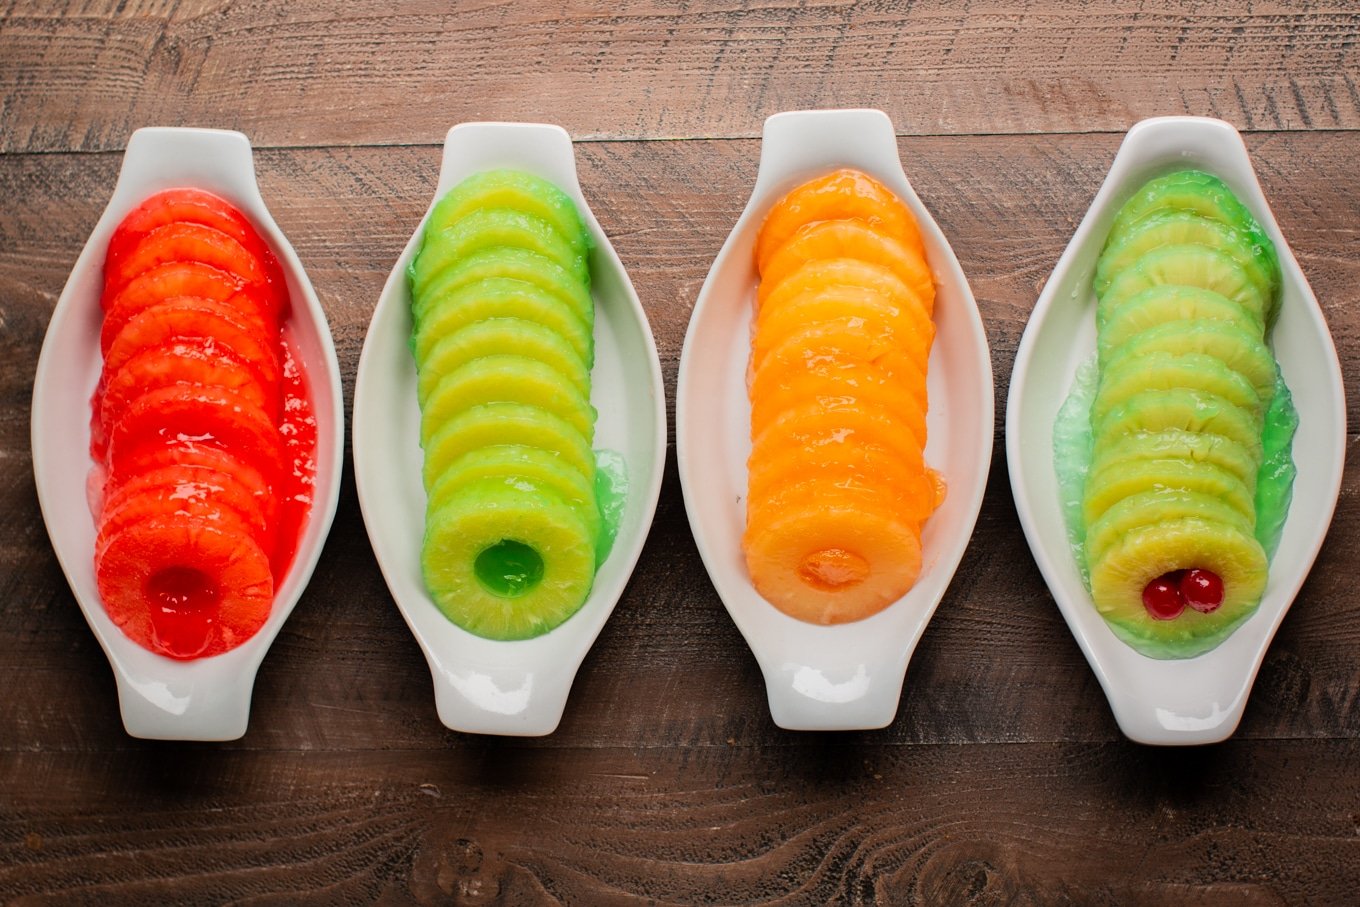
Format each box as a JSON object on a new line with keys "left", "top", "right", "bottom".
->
{"left": 1255, "top": 370, "right": 1299, "bottom": 558}
{"left": 475, "top": 539, "right": 545, "bottom": 597}
{"left": 593, "top": 448, "right": 628, "bottom": 567}
{"left": 1052, "top": 356, "right": 1297, "bottom": 585}
{"left": 1053, "top": 356, "right": 1101, "bottom": 584}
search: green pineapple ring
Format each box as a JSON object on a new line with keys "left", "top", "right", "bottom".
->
{"left": 423, "top": 170, "right": 592, "bottom": 261}
{"left": 422, "top": 478, "right": 596, "bottom": 641}
{"left": 1107, "top": 171, "right": 1278, "bottom": 286}
{"left": 1092, "top": 387, "right": 1265, "bottom": 465}
{"left": 1091, "top": 350, "right": 1261, "bottom": 426}
{"left": 1083, "top": 455, "right": 1256, "bottom": 529}
{"left": 1089, "top": 517, "right": 1268, "bottom": 659}
{"left": 1098, "top": 244, "right": 1273, "bottom": 329}
{"left": 411, "top": 246, "right": 594, "bottom": 330}
{"left": 1100, "top": 319, "right": 1276, "bottom": 405}
{"left": 422, "top": 401, "right": 596, "bottom": 491}
{"left": 412, "top": 277, "right": 594, "bottom": 368}
{"left": 1084, "top": 488, "right": 1255, "bottom": 568}
{"left": 1098, "top": 285, "right": 1262, "bottom": 363}
{"left": 418, "top": 354, "right": 596, "bottom": 445}
{"left": 1095, "top": 209, "right": 1280, "bottom": 305}
{"left": 1090, "top": 428, "right": 1261, "bottom": 494}
{"left": 416, "top": 317, "right": 591, "bottom": 404}
{"left": 411, "top": 208, "right": 589, "bottom": 288}
{"left": 427, "top": 444, "right": 603, "bottom": 547}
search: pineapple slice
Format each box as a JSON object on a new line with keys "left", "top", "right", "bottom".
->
{"left": 412, "top": 277, "right": 593, "bottom": 367}
{"left": 1099, "top": 244, "right": 1271, "bottom": 328}
{"left": 1083, "top": 455, "right": 1256, "bottom": 528}
{"left": 410, "top": 208, "right": 587, "bottom": 288}
{"left": 1088, "top": 517, "right": 1267, "bottom": 659}
{"left": 761, "top": 219, "right": 934, "bottom": 313}
{"left": 416, "top": 317, "right": 590, "bottom": 405}
{"left": 419, "top": 354, "right": 595, "bottom": 444}
{"left": 1098, "top": 285, "right": 1260, "bottom": 362}
{"left": 1091, "top": 351, "right": 1260, "bottom": 425}
{"left": 422, "top": 402, "right": 595, "bottom": 491}
{"left": 422, "top": 478, "right": 595, "bottom": 640}
{"left": 755, "top": 168, "right": 925, "bottom": 270}
{"left": 743, "top": 483, "right": 923, "bottom": 625}
{"left": 1095, "top": 210, "right": 1278, "bottom": 304}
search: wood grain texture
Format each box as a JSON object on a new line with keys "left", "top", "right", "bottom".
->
{"left": 4, "top": 118, "right": 1360, "bottom": 900}
{"left": 2, "top": 1, "right": 1360, "bottom": 153}
{"left": 3, "top": 742, "right": 1360, "bottom": 904}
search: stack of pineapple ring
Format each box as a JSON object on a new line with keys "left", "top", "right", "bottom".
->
{"left": 743, "top": 169, "right": 944, "bottom": 626}
{"left": 407, "top": 170, "right": 606, "bottom": 641}
{"left": 93, "top": 188, "right": 294, "bottom": 660}
{"left": 1083, "top": 170, "right": 1284, "bottom": 657}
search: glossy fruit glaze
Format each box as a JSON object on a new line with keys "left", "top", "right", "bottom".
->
{"left": 89, "top": 188, "right": 314, "bottom": 659}
{"left": 743, "top": 169, "right": 942, "bottom": 625}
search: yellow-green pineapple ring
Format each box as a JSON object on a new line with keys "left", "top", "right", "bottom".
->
{"left": 1088, "top": 517, "right": 1267, "bottom": 659}
{"left": 427, "top": 443, "right": 602, "bottom": 545}
{"left": 1098, "top": 244, "right": 1271, "bottom": 329}
{"left": 1089, "top": 428, "right": 1260, "bottom": 494}
{"left": 410, "top": 208, "right": 588, "bottom": 289}
{"left": 423, "top": 478, "right": 596, "bottom": 641}
{"left": 422, "top": 170, "right": 591, "bottom": 260}
{"left": 421, "top": 401, "right": 596, "bottom": 491}
{"left": 1097, "top": 285, "right": 1261, "bottom": 363}
{"left": 412, "top": 277, "right": 593, "bottom": 368}
{"left": 1090, "top": 351, "right": 1261, "bottom": 426}
{"left": 411, "top": 247, "right": 594, "bottom": 331}
{"left": 416, "top": 317, "right": 591, "bottom": 405}
{"left": 418, "top": 354, "right": 595, "bottom": 446}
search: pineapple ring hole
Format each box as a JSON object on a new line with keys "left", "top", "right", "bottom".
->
{"left": 475, "top": 540, "right": 545, "bottom": 598}
{"left": 146, "top": 566, "right": 220, "bottom": 612}
{"left": 145, "top": 566, "right": 220, "bottom": 659}
{"left": 798, "top": 548, "right": 870, "bottom": 592}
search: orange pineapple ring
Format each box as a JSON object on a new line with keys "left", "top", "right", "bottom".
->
{"left": 754, "top": 169, "right": 925, "bottom": 271}
{"left": 750, "top": 399, "right": 925, "bottom": 478}
{"left": 752, "top": 286, "right": 934, "bottom": 375}
{"left": 749, "top": 358, "right": 927, "bottom": 449}
{"left": 752, "top": 320, "right": 927, "bottom": 393}
{"left": 757, "top": 256, "right": 929, "bottom": 314}
{"left": 747, "top": 446, "right": 935, "bottom": 526}
{"left": 743, "top": 484, "right": 924, "bottom": 625}
{"left": 761, "top": 219, "right": 935, "bottom": 314}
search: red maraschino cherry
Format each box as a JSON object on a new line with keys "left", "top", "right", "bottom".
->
{"left": 1181, "top": 568, "right": 1225, "bottom": 613}
{"left": 1142, "top": 572, "right": 1186, "bottom": 620}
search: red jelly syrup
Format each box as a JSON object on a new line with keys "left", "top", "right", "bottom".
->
{"left": 89, "top": 188, "right": 315, "bottom": 660}
{"left": 272, "top": 332, "right": 317, "bottom": 578}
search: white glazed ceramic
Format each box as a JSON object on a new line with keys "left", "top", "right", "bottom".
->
{"left": 1007, "top": 116, "right": 1345, "bottom": 745}
{"left": 676, "top": 109, "right": 995, "bottom": 731}
{"left": 32, "top": 127, "right": 344, "bottom": 741}
{"left": 353, "top": 122, "right": 666, "bottom": 736}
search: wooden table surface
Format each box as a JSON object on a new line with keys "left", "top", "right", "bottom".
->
{"left": 3, "top": 3, "right": 1359, "bottom": 904}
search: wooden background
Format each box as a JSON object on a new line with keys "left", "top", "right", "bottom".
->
{"left": 2, "top": 2, "right": 1358, "bottom": 904}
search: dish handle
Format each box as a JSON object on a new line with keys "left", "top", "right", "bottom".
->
{"left": 755, "top": 629, "right": 910, "bottom": 732}
{"left": 754, "top": 109, "right": 906, "bottom": 199}
{"left": 109, "top": 650, "right": 260, "bottom": 741}
{"left": 425, "top": 652, "right": 578, "bottom": 737}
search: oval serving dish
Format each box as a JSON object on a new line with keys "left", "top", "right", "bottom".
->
{"left": 1007, "top": 116, "right": 1345, "bottom": 746}
{"left": 353, "top": 122, "right": 666, "bottom": 737}
{"left": 32, "top": 127, "right": 344, "bottom": 741}
{"left": 677, "top": 109, "right": 994, "bottom": 731}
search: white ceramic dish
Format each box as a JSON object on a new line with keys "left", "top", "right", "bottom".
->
{"left": 31, "top": 127, "right": 344, "bottom": 741}
{"left": 353, "top": 122, "right": 666, "bottom": 736}
{"left": 1007, "top": 116, "right": 1345, "bottom": 745}
{"left": 676, "top": 109, "right": 994, "bottom": 731}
